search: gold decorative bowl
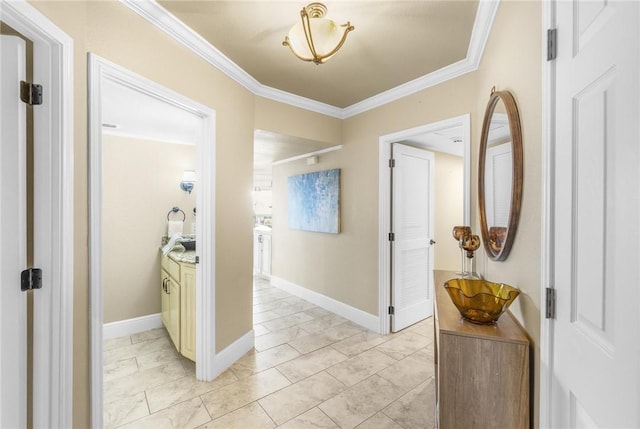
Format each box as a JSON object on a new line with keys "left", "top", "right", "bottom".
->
{"left": 444, "top": 278, "right": 520, "bottom": 324}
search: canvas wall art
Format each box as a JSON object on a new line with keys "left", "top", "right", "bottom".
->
{"left": 287, "top": 168, "right": 340, "bottom": 234}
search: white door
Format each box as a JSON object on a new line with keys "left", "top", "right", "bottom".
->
{"left": 391, "top": 144, "right": 435, "bottom": 332}
{"left": 0, "top": 35, "right": 28, "bottom": 428}
{"left": 551, "top": 1, "right": 640, "bottom": 427}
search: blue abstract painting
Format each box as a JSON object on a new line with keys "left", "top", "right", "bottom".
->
{"left": 288, "top": 169, "right": 340, "bottom": 234}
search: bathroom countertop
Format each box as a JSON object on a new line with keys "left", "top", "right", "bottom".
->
{"left": 166, "top": 247, "right": 196, "bottom": 264}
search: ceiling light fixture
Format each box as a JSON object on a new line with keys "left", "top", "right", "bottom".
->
{"left": 282, "top": 2, "right": 354, "bottom": 65}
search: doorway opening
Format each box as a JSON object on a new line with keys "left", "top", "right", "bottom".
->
{"left": 378, "top": 114, "right": 471, "bottom": 334}
{"left": 88, "top": 54, "right": 216, "bottom": 427}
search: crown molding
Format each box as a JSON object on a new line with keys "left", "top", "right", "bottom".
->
{"left": 120, "top": 0, "right": 500, "bottom": 120}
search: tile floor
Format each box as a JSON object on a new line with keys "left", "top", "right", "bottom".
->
{"left": 103, "top": 277, "right": 436, "bottom": 428}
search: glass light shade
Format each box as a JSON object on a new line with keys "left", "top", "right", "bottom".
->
{"left": 287, "top": 18, "right": 345, "bottom": 62}
{"left": 283, "top": 3, "right": 354, "bottom": 65}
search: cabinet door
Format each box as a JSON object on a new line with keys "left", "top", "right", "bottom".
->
{"left": 180, "top": 265, "right": 196, "bottom": 361}
{"left": 160, "top": 269, "right": 171, "bottom": 329}
{"left": 262, "top": 234, "right": 271, "bottom": 277}
{"left": 253, "top": 233, "right": 262, "bottom": 275}
{"left": 167, "top": 277, "right": 181, "bottom": 350}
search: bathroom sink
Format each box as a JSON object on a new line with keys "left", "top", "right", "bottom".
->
{"left": 180, "top": 239, "right": 196, "bottom": 251}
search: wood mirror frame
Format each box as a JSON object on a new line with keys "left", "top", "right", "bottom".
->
{"left": 478, "top": 89, "right": 523, "bottom": 261}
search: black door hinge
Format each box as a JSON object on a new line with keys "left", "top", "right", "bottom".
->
{"left": 20, "top": 81, "right": 43, "bottom": 105}
{"left": 547, "top": 29, "right": 557, "bottom": 61}
{"left": 21, "top": 268, "right": 43, "bottom": 291}
{"left": 545, "top": 287, "right": 556, "bottom": 319}
{"left": 389, "top": 159, "right": 395, "bottom": 168}
{"left": 388, "top": 232, "right": 395, "bottom": 241}
{"left": 388, "top": 305, "right": 395, "bottom": 315}
{"left": 195, "top": 256, "right": 200, "bottom": 264}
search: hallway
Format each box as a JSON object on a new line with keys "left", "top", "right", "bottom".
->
{"left": 103, "top": 278, "right": 436, "bottom": 428}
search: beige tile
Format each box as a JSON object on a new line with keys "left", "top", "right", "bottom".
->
{"left": 131, "top": 327, "right": 168, "bottom": 344}
{"left": 288, "top": 332, "right": 337, "bottom": 355}
{"left": 254, "top": 310, "right": 282, "bottom": 324}
{"left": 375, "top": 331, "right": 432, "bottom": 360}
{"left": 355, "top": 412, "right": 404, "bottom": 429}
{"left": 298, "top": 315, "right": 349, "bottom": 335}
{"left": 146, "top": 369, "right": 238, "bottom": 413}
{"left": 136, "top": 342, "right": 182, "bottom": 371}
{"left": 259, "top": 371, "right": 346, "bottom": 425}
{"left": 377, "top": 349, "right": 434, "bottom": 393}
{"left": 304, "top": 307, "right": 335, "bottom": 320}
{"left": 331, "top": 331, "right": 391, "bottom": 357}
{"left": 290, "top": 323, "right": 367, "bottom": 354}
{"left": 254, "top": 324, "right": 271, "bottom": 337}
{"left": 104, "top": 336, "right": 172, "bottom": 365}
{"left": 104, "top": 361, "right": 185, "bottom": 403}
{"left": 277, "top": 347, "right": 348, "bottom": 383}
{"left": 405, "top": 317, "right": 434, "bottom": 339}
{"left": 261, "top": 312, "right": 315, "bottom": 331}
{"left": 272, "top": 299, "right": 317, "bottom": 317}
{"left": 254, "top": 326, "right": 309, "bottom": 352}
{"left": 118, "top": 397, "right": 211, "bottom": 429}
{"left": 104, "top": 357, "right": 138, "bottom": 383}
{"left": 103, "top": 391, "right": 149, "bottom": 429}
{"left": 181, "top": 357, "right": 196, "bottom": 376}
{"left": 382, "top": 378, "right": 436, "bottom": 429}
{"left": 319, "top": 375, "right": 405, "bottom": 429}
{"left": 254, "top": 289, "right": 290, "bottom": 304}
{"left": 104, "top": 335, "right": 132, "bottom": 352}
{"left": 327, "top": 349, "right": 398, "bottom": 387}
{"left": 231, "top": 344, "right": 300, "bottom": 379}
{"left": 277, "top": 407, "right": 339, "bottom": 429}
{"left": 200, "top": 367, "right": 291, "bottom": 419}
{"left": 196, "top": 402, "right": 275, "bottom": 429}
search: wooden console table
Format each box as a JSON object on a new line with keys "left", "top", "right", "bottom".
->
{"left": 433, "top": 271, "right": 530, "bottom": 429}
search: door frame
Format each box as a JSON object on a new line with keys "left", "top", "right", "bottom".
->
{"left": 0, "top": 1, "right": 74, "bottom": 427}
{"left": 378, "top": 114, "right": 471, "bottom": 335}
{"left": 87, "top": 54, "right": 216, "bottom": 427}
{"left": 539, "top": 1, "right": 555, "bottom": 427}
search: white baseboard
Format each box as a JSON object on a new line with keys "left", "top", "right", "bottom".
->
{"left": 270, "top": 276, "right": 380, "bottom": 333}
{"left": 212, "top": 330, "right": 254, "bottom": 378}
{"left": 103, "top": 313, "right": 163, "bottom": 339}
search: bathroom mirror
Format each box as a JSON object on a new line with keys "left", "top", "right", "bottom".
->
{"left": 478, "top": 89, "right": 523, "bottom": 261}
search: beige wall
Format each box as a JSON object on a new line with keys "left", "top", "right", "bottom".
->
{"left": 474, "top": 1, "right": 542, "bottom": 427}
{"left": 433, "top": 152, "right": 464, "bottom": 271}
{"left": 102, "top": 135, "right": 196, "bottom": 323}
{"left": 30, "top": 1, "right": 255, "bottom": 426}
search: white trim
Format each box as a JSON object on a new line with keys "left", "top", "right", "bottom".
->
{"left": 271, "top": 145, "right": 343, "bottom": 166}
{"left": 88, "top": 54, "right": 217, "bottom": 428}
{"left": 0, "top": 1, "right": 74, "bottom": 428}
{"left": 103, "top": 314, "right": 163, "bottom": 340}
{"left": 540, "top": 1, "right": 555, "bottom": 428}
{"left": 271, "top": 276, "right": 379, "bottom": 333}
{"left": 378, "top": 114, "right": 471, "bottom": 335}
{"left": 211, "top": 330, "right": 255, "bottom": 379}
{"left": 119, "top": 0, "right": 500, "bottom": 119}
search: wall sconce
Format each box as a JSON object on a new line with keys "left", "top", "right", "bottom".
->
{"left": 180, "top": 170, "right": 196, "bottom": 194}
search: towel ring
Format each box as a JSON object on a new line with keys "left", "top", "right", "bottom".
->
{"left": 167, "top": 206, "right": 186, "bottom": 222}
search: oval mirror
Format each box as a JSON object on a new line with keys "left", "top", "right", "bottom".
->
{"left": 478, "top": 89, "right": 523, "bottom": 261}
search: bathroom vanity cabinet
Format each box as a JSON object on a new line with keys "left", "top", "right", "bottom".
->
{"left": 433, "top": 271, "right": 530, "bottom": 429}
{"left": 161, "top": 253, "right": 196, "bottom": 361}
